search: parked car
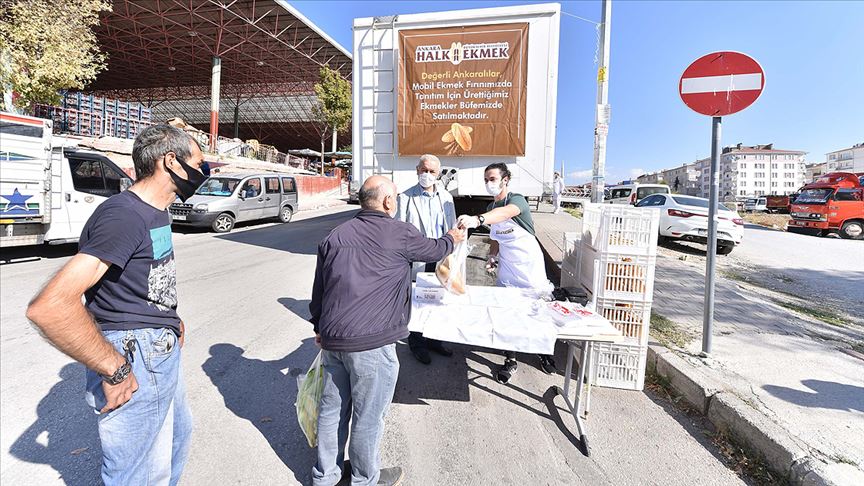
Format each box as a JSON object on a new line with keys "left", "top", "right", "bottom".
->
{"left": 607, "top": 183, "right": 670, "bottom": 205}
{"left": 636, "top": 194, "right": 744, "bottom": 254}
{"left": 744, "top": 197, "right": 768, "bottom": 212}
{"left": 169, "top": 173, "right": 298, "bottom": 233}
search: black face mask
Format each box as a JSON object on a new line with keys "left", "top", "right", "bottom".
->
{"left": 167, "top": 155, "right": 207, "bottom": 202}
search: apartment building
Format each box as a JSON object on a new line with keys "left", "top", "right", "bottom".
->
{"left": 635, "top": 163, "right": 699, "bottom": 195}
{"left": 695, "top": 143, "right": 806, "bottom": 200}
{"left": 805, "top": 162, "right": 828, "bottom": 182}
{"left": 825, "top": 142, "right": 864, "bottom": 173}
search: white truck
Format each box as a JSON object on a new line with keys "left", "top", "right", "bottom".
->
{"left": 1, "top": 112, "right": 133, "bottom": 247}
{"left": 351, "top": 3, "right": 560, "bottom": 210}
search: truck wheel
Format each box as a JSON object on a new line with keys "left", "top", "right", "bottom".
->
{"left": 717, "top": 243, "right": 734, "bottom": 255}
{"left": 279, "top": 205, "right": 294, "bottom": 223}
{"left": 212, "top": 213, "right": 235, "bottom": 233}
{"left": 839, "top": 220, "right": 864, "bottom": 240}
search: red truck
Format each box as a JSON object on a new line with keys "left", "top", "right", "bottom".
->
{"left": 787, "top": 172, "right": 864, "bottom": 239}
{"left": 765, "top": 194, "right": 793, "bottom": 213}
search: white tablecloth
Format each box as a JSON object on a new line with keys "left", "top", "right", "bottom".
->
{"left": 408, "top": 279, "right": 618, "bottom": 354}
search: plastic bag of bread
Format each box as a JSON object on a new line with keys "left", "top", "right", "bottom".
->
{"left": 436, "top": 238, "right": 471, "bottom": 294}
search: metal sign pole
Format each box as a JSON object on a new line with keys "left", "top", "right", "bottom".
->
{"left": 591, "top": 0, "right": 611, "bottom": 203}
{"left": 702, "top": 116, "right": 721, "bottom": 355}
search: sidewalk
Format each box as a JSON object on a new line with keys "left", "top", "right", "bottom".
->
{"left": 532, "top": 202, "right": 864, "bottom": 485}
{"left": 297, "top": 186, "right": 349, "bottom": 212}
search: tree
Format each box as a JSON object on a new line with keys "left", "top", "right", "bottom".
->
{"left": 0, "top": 0, "right": 111, "bottom": 112}
{"left": 311, "top": 66, "right": 351, "bottom": 174}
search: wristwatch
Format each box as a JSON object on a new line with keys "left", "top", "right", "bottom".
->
{"left": 478, "top": 214, "right": 486, "bottom": 225}
{"left": 101, "top": 359, "right": 132, "bottom": 385}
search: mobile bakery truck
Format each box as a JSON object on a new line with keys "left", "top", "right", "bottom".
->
{"left": 350, "top": 3, "right": 560, "bottom": 212}
{"left": 0, "top": 111, "right": 133, "bottom": 247}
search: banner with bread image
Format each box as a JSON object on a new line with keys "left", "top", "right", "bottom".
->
{"left": 398, "top": 23, "right": 529, "bottom": 156}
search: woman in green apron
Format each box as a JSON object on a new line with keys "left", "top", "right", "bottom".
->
{"left": 458, "top": 163, "right": 556, "bottom": 384}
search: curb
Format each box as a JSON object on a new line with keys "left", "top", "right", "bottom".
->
{"left": 647, "top": 344, "right": 864, "bottom": 486}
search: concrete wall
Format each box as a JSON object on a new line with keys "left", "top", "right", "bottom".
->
{"left": 295, "top": 171, "right": 342, "bottom": 198}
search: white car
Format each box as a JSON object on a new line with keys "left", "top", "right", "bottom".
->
{"left": 635, "top": 194, "right": 744, "bottom": 254}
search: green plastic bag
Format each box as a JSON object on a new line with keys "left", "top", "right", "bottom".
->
{"left": 295, "top": 350, "right": 325, "bottom": 448}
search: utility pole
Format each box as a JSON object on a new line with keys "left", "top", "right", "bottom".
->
{"left": 591, "top": 0, "right": 611, "bottom": 203}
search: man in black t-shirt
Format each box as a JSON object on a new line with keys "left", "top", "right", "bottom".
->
{"left": 27, "top": 124, "right": 207, "bottom": 485}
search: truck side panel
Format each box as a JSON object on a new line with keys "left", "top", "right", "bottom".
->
{"left": 352, "top": 4, "right": 561, "bottom": 197}
{"left": 0, "top": 113, "right": 52, "bottom": 247}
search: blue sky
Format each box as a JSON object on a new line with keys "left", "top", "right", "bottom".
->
{"left": 292, "top": 0, "right": 864, "bottom": 184}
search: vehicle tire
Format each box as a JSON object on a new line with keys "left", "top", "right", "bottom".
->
{"left": 212, "top": 213, "right": 235, "bottom": 233}
{"left": 657, "top": 235, "right": 670, "bottom": 245}
{"left": 279, "top": 205, "right": 294, "bottom": 223}
{"left": 839, "top": 220, "right": 864, "bottom": 240}
{"left": 716, "top": 243, "right": 734, "bottom": 255}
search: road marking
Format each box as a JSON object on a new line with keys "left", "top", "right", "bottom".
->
{"left": 680, "top": 73, "right": 762, "bottom": 94}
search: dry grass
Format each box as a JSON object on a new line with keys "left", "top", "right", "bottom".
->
{"left": 649, "top": 312, "right": 695, "bottom": 349}
{"left": 743, "top": 213, "right": 791, "bottom": 230}
{"left": 564, "top": 207, "right": 583, "bottom": 219}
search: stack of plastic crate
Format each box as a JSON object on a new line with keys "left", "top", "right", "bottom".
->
{"left": 578, "top": 204, "right": 660, "bottom": 390}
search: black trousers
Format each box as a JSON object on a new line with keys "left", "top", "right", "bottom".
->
{"left": 409, "top": 262, "right": 442, "bottom": 350}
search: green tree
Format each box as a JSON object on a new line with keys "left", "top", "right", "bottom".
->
{"left": 311, "top": 66, "right": 351, "bottom": 174}
{"left": 0, "top": 0, "right": 111, "bottom": 111}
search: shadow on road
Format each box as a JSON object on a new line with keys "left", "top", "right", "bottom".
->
{"left": 0, "top": 243, "right": 79, "bottom": 265}
{"left": 391, "top": 341, "right": 471, "bottom": 405}
{"left": 763, "top": 379, "right": 864, "bottom": 413}
{"left": 214, "top": 210, "right": 357, "bottom": 256}
{"left": 9, "top": 363, "right": 102, "bottom": 486}
{"left": 202, "top": 339, "right": 319, "bottom": 485}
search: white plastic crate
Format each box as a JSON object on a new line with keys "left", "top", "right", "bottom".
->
{"left": 596, "top": 298, "right": 652, "bottom": 344}
{"left": 581, "top": 204, "right": 660, "bottom": 256}
{"left": 590, "top": 341, "right": 647, "bottom": 390}
{"left": 581, "top": 249, "right": 656, "bottom": 302}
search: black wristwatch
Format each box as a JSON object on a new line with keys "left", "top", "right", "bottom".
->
{"left": 478, "top": 214, "right": 486, "bottom": 225}
{"left": 101, "top": 359, "right": 132, "bottom": 385}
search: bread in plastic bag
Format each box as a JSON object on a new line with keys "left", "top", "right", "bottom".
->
{"left": 295, "top": 350, "right": 325, "bottom": 448}
{"left": 436, "top": 239, "right": 471, "bottom": 294}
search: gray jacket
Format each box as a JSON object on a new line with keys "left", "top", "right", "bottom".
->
{"left": 396, "top": 182, "right": 457, "bottom": 279}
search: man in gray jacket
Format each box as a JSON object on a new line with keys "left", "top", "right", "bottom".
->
{"left": 395, "top": 154, "right": 458, "bottom": 364}
{"left": 310, "top": 175, "right": 464, "bottom": 486}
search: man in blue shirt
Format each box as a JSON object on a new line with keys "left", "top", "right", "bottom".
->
{"left": 396, "top": 154, "right": 458, "bottom": 364}
{"left": 27, "top": 124, "right": 207, "bottom": 485}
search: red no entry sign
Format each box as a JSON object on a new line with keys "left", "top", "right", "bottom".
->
{"left": 679, "top": 51, "right": 764, "bottom": 117}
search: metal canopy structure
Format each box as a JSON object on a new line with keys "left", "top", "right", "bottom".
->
{"left": 86, "top": 0, "right": 352, "bottom": 151}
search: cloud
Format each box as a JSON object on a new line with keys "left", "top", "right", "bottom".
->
{"left": 568, "top": 169, "right": 593, "bottom": 181}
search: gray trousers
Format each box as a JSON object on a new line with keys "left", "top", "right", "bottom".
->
{"left": 312, "top": 344, "right": 400, "bottom": 486}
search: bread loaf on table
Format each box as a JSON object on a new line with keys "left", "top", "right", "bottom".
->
{"left": 436, "top": 253, "right": 466, "bottom": 294}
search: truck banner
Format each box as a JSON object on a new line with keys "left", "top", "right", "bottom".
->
{"left": 397, "top": 23, "right": 529, "bottom": 156}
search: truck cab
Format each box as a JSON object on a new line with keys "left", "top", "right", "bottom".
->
{"left": 787, "top": 172, "right": 864, "bottom": 239}
{"left": 169, "top": 173, "right": 298, "bottom": 233}
{"left": 1, "top": 112, "right": 132, "bottom": 247}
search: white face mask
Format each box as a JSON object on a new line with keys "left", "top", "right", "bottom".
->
{"left": 486, "top": 180, "right": 504, "bottom": 196}
{"left": 418, "top": 172, "right": 437, "bottom": 189}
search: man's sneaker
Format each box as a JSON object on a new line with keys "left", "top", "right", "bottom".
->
{"left": 496, "top": 358, "right": 518, "bottom": 384}
{"left": 377, "top": 466, "right": 404, "bottom": 486}
{"left": 538, "top": 355, "right": 557, "bottom": 374}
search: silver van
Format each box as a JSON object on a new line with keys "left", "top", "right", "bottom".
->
{"left": 169, "top": 173, "right": 298, "bottom": 233}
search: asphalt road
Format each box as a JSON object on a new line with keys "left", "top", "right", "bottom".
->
{"left": 1, "top": 205, "right": 747, "bottom": 485}
{"left": 729, "top": 223, "right": 864, "bottom": 316}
